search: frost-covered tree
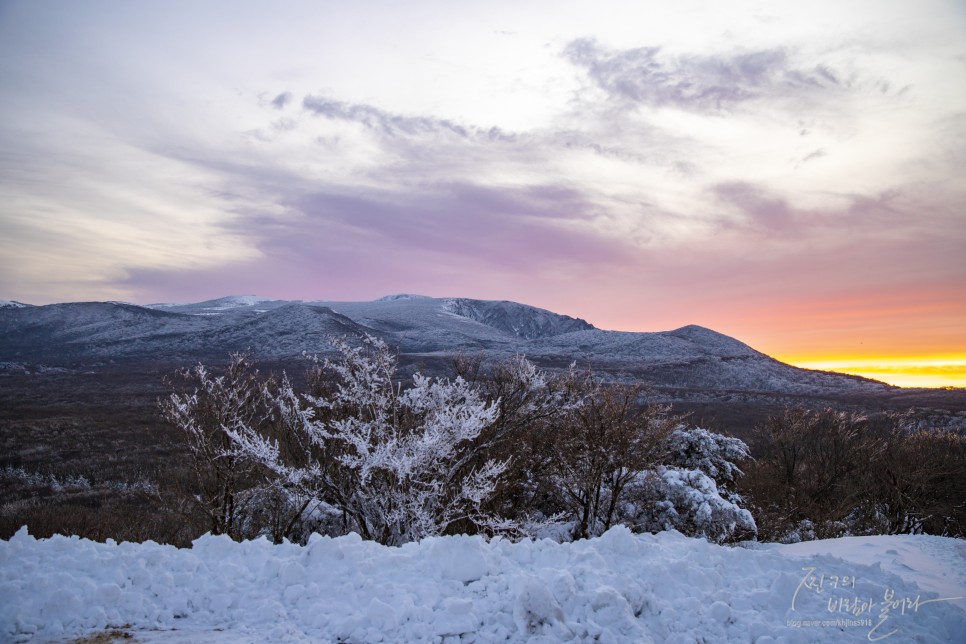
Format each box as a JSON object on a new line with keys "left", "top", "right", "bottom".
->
{"left": 160, "top": 353, "right": 268, "bottom": 538}
{"left": 161, "top": 345, "right": 760, "bottom": 545}
{"left": 546, "top": 382, "right": 680, "bottom": 540}
{"left": 664, "top": 427, "right": 751, "bottom": 489}
{"left": 627, "top": 466, "right": 757, "bottom": 543}
{"left": 223, "top": 336, "right": 506, "bottom": 545}
{"left": 459, "top": 354, "right": 586, "bottom": 527}
{"left": 619, "top": 427, "right": 756, "bottom": 543}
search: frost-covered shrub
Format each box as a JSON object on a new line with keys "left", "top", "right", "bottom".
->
{"left": 597, "top": 426, "right": 758, "bottom": 544}
{"left": 663, "top": 427, "right": 750, "bottom": 487}
{"left": 625, "top": 466, "right": 757, "bottom": 544}
{"left": 777, "top": 518, "right": 817, "bottom": 544}
{"left": 1, "top": 466, "right": 91, "bottom": 492}
{"left": 460, "top": 354, "right": 587, "bottom": 534}
{"left": 232, "top": 483, "right": 336, "bottom": 544}
{"left": 224, "top": 336, "right": 507, "bottom": 546}
{"left": 160, "top": 353, "right": 269, "bottom": 539}
{"left": 539, "top": 379, "right": 680, "bottom": 541}
{"left": 161, "top": 343, "right": 763, "bottom": 546}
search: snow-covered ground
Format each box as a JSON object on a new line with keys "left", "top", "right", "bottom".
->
{"left": 1, "top": 527, "right": 963, "bottom": 643}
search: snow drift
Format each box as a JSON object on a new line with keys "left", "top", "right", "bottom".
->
{"left": 2, "top": 527, "right": 963, "bottom": 643}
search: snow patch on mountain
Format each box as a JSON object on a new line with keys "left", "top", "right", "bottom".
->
{"left": 208, "top": 295, "right": 271, "bottom": 307}
{"left": 376, "top": 294, "right": 433, "bottom": 302}
{"left": 146, "top": 296, "right": 277, "bottom": 315}
{"left": 0, "top": 300, "right": 31, "bottom": 309}
{"left": 184, "top": 295, "right": 274, "bottom": 312}
{"left": 441, "top": 298, "right": 594, "bottom": 340}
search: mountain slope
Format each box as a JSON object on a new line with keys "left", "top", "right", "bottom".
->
{"left": 0, "top": 295, "right": 891, "bottom": 396}
{"left": 440, "top": 298, "right": 594, "bottom": 339}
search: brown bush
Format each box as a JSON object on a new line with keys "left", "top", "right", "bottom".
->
{"left": 741, "top": 408, "right": 966, "bottom": 541}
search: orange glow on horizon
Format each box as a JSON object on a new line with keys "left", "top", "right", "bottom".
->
{"left": 778, "top": 355, "right": 966, "bottom": 389}
{"left": 582, "top": 282, "right": 965, "bottom": 391}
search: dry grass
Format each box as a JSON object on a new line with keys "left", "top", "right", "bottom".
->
{"left": 70, "top": 628, "right": 135, "bottom": 643}
{"left": 0, "top": 369, "right": 207, "bottom": 546}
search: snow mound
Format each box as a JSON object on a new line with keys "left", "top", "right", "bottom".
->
{"left": 764, "top": 534, "right": 966, "bottom": 612}
{"left": 0, "top": 300, "right": 31, "bottom": 309}
{"left": 2, "top": 527, "right": 963, "bottom": 643}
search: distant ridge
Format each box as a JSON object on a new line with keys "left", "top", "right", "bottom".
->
{"left": 375, "top": 294, "right": 433, "bottom": 302}
{"left": 0, "top": 295, "right": 893, "bottom": 397}
{"left": 0, "top": 300, "right": 32, "bottom": 309}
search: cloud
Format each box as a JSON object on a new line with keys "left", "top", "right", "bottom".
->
{"left": 264, "top": 181, "right": 632, "bottom": 271}
{"left": 271, "top": 91, "right": 292, "bottom": 109}
{"left": 799, "top": 148, "right": 827, "bottom": 166}
{"left": 302, "top": 95, "right": 514, "bottom": 141}
{"left": 563, "top": 38, "right": 852, "bottom": 113}
{"left": 707, "top": 180, "right": 926, "bottom": 243}
{"left": 113, "top": 179, "right": 639, "bottom": 303}
{"left": 710, "top": 182, "right": 799, "bottom": 234}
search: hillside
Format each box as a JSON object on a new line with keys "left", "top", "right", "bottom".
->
{"left": 0, "top": 295, "right": 891, "bottom": 398}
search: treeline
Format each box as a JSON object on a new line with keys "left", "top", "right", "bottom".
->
{"left": 159, "top": 337, "right": 966, "bottom": 547}
{"left": 742, "top": 407, "right": 966, "bottom": 541}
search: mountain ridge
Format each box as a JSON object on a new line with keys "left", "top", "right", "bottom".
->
{"left": 0, "top": 294, "right": 892, "bottom": 397}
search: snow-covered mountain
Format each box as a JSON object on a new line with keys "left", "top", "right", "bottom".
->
{"left": 147, "top": 294, "right": 282, "bottom": 315}
{"left": 0, "top": 295, "right": 891, "bottom": 396}
{"left": 440, "top": 298, "right": 593, "bottom": 339}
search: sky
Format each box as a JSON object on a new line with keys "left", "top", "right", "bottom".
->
{"left": 0, "top": 0, "right": 964, "bottom": 387}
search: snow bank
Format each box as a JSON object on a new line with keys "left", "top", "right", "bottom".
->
{"left": 1, "top": 527, "right": 963, "bottom": 643}
{"left": 766, "top": 534, "right": 966, "bottom": 613}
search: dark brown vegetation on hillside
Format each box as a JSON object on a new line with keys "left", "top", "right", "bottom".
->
{"left": 1, "top": 354, "right": 964, "bottom": 547}
{"left": 742, "top": 407, "right": 966, "bottom": 541}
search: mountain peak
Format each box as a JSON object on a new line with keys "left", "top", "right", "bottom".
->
{"left": 375, "top": 294, "right": 433, "bottom": 302}
{"left": 666, "top": 324, "right": 760, "bottom": 356}
{"left": 145, "top": 296, "right": 278, "bottom": 316}
{"left": 441, "top": 298, "right": 595, "bottom": 340}
{"left": 201, "top": 295, "right": 272, "bottom": 308}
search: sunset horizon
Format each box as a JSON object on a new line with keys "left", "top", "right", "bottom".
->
{"left": 6, "top": 288, "right": 963, "bottom": 389}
